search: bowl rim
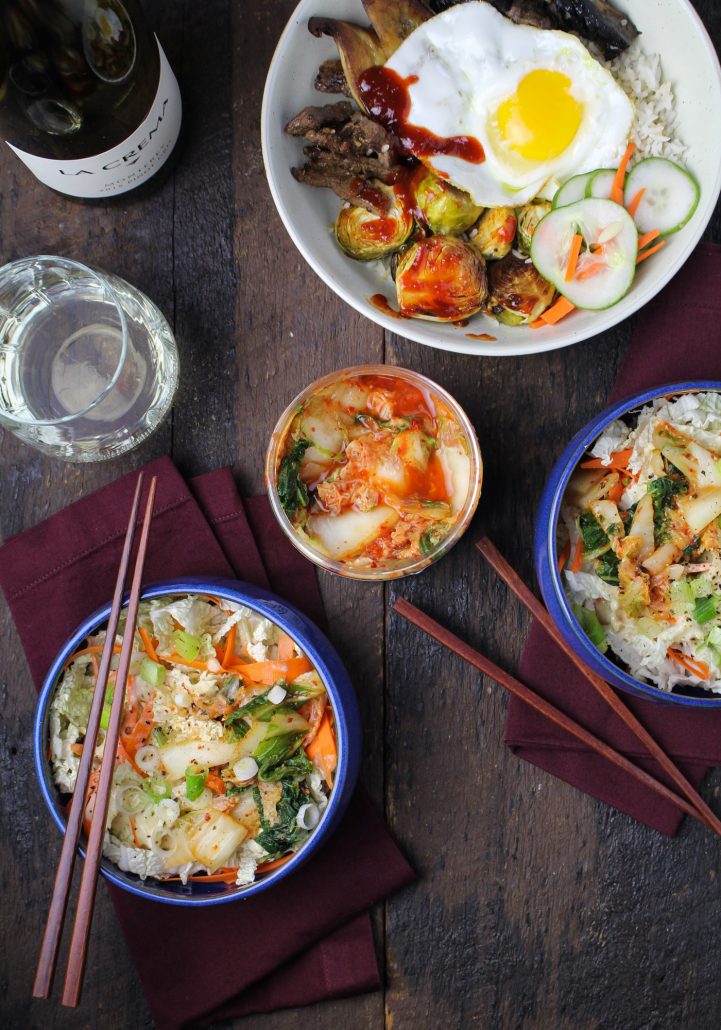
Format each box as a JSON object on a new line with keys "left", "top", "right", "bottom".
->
{"left": 539, "top": 380, "right": 721, "bottom": 707}
{"left": 260, "top": 0, "right": 721, "bottom": 358}
{"left": 33, "top": 577, "right": 360, "bottom": 905}
{"left": 264, "top": 363, "right": 483, "bottom": 580}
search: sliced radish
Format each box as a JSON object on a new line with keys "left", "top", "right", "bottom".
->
{"left": 531, "top": 199, "right": 638, "bottom": 310}
{"left": 552, "top": 171, "right": 596, "bottom": 209}
{"left": 585, "top": 168, "right": 617, "bottom": 200}
{"left": 624, "top": 157, "right": 700, "bottom": 235}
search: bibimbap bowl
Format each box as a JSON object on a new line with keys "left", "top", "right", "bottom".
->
{"left": 33, "top": 578, "right": 361, "bottom": 905}
{"left": 535, "top": 382, "right": 721, "bottom": 707}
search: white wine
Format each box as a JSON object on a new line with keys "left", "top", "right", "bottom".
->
{"left": 0, "top": 0, "right": 182, "bottom": 198}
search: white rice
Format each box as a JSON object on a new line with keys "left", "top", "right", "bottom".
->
{"left": 599, "top": 38, "right": 686, "bottom": 162}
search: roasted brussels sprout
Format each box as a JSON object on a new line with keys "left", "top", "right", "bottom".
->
{"left": 469, "top": 206, "right": 517, "bottom": 261}
{"left": 412, "top": 168, "right": 483, "bottom": 235}
{"left": 516, "top": 200, "right": 552, "bottom": 253}
{"left": 487, "top": 252, "right": 556, "bottom": 325}
{"left": 396, "top": 235, "right": 488, "bottom": 322}
{"left": 335, "top": 183, "right": 414, "bottom": 261}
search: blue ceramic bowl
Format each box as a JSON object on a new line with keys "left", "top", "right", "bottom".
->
{"left": 534, "top": 381, "right": 721, "bottom": 708}
{"left": 33, "top": 578, "right": 361, "bottom": 905}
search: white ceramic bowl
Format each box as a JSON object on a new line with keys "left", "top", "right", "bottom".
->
{"left": 261, "top": 0, "right": 721, "bottom": 357}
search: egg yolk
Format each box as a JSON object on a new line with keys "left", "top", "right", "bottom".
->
{"left": 494, "top": 70, "right": 583, "bottom": 162}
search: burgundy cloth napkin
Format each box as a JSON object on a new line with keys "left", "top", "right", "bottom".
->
{"left": 505, "top": 243, "right": 721, "bottom": 836}
{"left": 0, "top": 456, "right": 414, "bottom": 1028}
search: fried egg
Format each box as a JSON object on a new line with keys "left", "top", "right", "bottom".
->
{"left": 385, "top": 1, "right": 634, "bottom": 207}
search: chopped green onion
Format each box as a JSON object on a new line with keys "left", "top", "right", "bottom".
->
{"left": 140, "top": 657, "right": 166, "bottom": 687}
{"left": 185, "top": 766, "right": 206, "bottom": 801}
{"left": 706, "top": 625, "right": 721, "bottom": 651}
{"left": 694, "top": 595, "right": 717, "bottom": 625}
{"left": 670, "top": 579, "right": 694, "bottom": 605}
{"left": 152, "top": 726, "right": 168, "bottom": 747}
{"left": 142, "top": 777, "right": 171, "bottom": 804}
{"left": 173, "top": 630, "right": 201, "bottom": 661}
{"left": 689, "top": 574, "right": 714, "bottom": 599}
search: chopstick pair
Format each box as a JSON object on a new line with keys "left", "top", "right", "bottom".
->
{"left": 33, "top": 473, "right": 158, "bottom": 1008}
{"left": 393, "top": 537, "right": 721, "bottom": 838}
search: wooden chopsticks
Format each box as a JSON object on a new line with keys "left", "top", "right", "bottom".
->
{"left": 476, "top": 537, "right": 721, "bottom": 838}
{"left": 392, "top": 596, "right": 712, "bottom": 832}
{"left": 33, "top": 473, "right": 157, "bottom": 1007}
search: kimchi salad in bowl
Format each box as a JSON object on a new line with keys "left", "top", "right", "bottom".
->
{"left": 49, "top": 593, "right": 338, "bottom": 888}
{"left": 558, "top": 391, "right": 721, "bottom": 697}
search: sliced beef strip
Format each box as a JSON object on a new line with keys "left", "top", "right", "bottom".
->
{"left": 285, "top": 101, "right": 356, "bottom": 136}
{"left": 314, "top": 58, "right": 353, "bottom": 97}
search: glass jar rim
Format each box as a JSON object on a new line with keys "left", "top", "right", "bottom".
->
{"left": 0, "top": 255, "right": 130, "bottom": 427}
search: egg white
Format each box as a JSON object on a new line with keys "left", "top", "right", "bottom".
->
{"left": 385, "top": 1, "right": 635, "bottom": 207}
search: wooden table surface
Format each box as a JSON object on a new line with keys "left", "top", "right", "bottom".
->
{"left": 2, "top": 2, "right": 721, "bottom": 1028}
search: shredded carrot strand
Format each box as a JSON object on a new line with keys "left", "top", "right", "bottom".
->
{"left": 222, "top": 624, "right": 237, "bottom": 668}
{"left": 637, "top": 229, "right": 661, "bottom": 250}
{"left": 636, "top": 241, "right": 666, "bottom": 264}
{"left": 257, "top": 854, "right": 294, "bottom": 875}
{"left": 138, "top": 626, "right": 159, "bottom": 664}
{"left": 277, "top": 632, "right": 295, "bottom": 662}
{"left": 667, "top": 648, "right": 710, "bottom": 680}
{"left": 71, "top": 742, "right": 84, "bottom": 756}
{"left": 157, "top": 653, "right": 218, "bottom": 673}
{"left": 541, "top": 296, "right": 575, "bottom": 326}
{"left": 306, "top": 711, "right": 337, "bottom": 789}
{"left": 570, "top": 537, "right": 584, "bottom": 574}
{"left": 611, "top": 141, "right": 635, "bottom": 205}
{"left": 205, "top": 771, "right": 226, "bottom": 794}
{"left": 565, "top": 233, "right": 583, "bottom": 281}
{"left": 576, "top": 260, "right": 607, "bottom": 281}
{"left": 627, "top": 187, "right": 645, "bottom": 217}
{"left": 557, "top": 540, "right": 571, "bottom": 574}
{"left": 608, "top": 478, "right": 624, "bottom": 504}
{"left": 580, "top": 449, "right": 633, "bottom": 472}
{"left": 64, "top": 643, "right": 121, "bottom": 667}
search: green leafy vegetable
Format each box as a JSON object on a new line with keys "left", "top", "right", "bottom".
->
{"left": 142, "top": 777, "right": 171, "bottom": 804}
{"left": 419, "top": 524, "right": 449, "bottom": 556}
{"left": 578, "top": 511, "right": 610, "bottom": 557}
{"left": 694, "top": 595, "right": 717, "bottom": 625}
{"left": 595, "top": 550, "right": 620, "bottom": 586}
{"left": 278, "top": 440, "right": 311, "bottom": 518}
{"left": 260, "top": 750, "right": 313, "bottom": 783}
{"left": 253, "top": 780, "right": 307, "bottom": 860}
{"left": 253, "top": 731, "right": 305, "bottom": 779}
{"left": 647, "top": 474, "right": 687, "bottom": 543}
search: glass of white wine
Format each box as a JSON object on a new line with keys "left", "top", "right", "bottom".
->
{"left": 0, "top": 256, "right": 179, "bottom": 461}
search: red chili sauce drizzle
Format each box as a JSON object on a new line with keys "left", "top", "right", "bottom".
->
{"left": 358, "top": 66, "right": 485, "bottom": 166}
{"left": 369, "top": 293, "right": 410, "bottom": 319}
{"left": 465, "top": 333, "right": 497, "bottom": 341}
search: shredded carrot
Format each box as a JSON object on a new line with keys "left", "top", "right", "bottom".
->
{"left": 205, "top": 771, "right": 226, "bottom": 794}
{"left": 90, "top": 654, "right": 99, "bottom": 680}
{"left": 541, "top": 296, "right": 575, "bottom": 326}
{"left": 576, "top": 260, "right": 607, "bottom": 281}
{"left": 257, "top": 854, "right": 294, "bottom": 875}
{"left": 306, "top": 711, "right": 337, "bottom": 788}
{"left": 611, "top": 141, "right": 635, "bottom": 205}
{"left": 138, "top": 626, "right": 159, "bottom": 664}
{"left": 565, "top": 233, "right": 583, "bottom": 281}
{"left": 557, "top": 540, "right": 571, "bottom": 574}
{"left": 277, "top": 632, "right": 295, "bottom": 662}
{"left": 116, "top": 737, "right": 144, "bottom": 776}
{"left": 121, "top": 699, "right": 154, "bottom": 760}
{"left": 222, "top": 624, "right": 238, "bottom": 668}
{"left": 580, "top": 449, "right": 633, "bottom": 472}
{"left": 71, "top": 742, "right": 84, "bottom": 757}
{"left": 242, "top": 657, "right": 313, "bottom": 685}
{"left": 637, "top": 229, "right": 661, "bottom": 250}
{"left": 570, "top": 536, "right": 584, "bottom": 574}
{"left": 627, "top": 187, "right": 645, "bottom": 217}
{"left": 157, "top": 652, "right": 218, "bottom": 673}
{"left": 667, "top": 648, "right": 710, "bottom": 680}
{"left": 636, "top": 241, "right": 666, "bottom": 264}
{"left": 64, "top": 643, "right": 121, "bottom": 667}
{"left": 166, "top": 867, "right": 239, "bottom": 884}
{"left": 608, "top": 478, "right": 624, "bottom": 504}
{"left": 129, "top": 816, "right": 143, "bottom": 849}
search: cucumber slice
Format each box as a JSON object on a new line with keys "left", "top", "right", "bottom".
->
{"left": 531, "top": 199, "right": 638, "bottom": 310}
{"left": 552, "top": 171, "right": 595, "bottom": 209}
{"left": 585, "top": 168, "right": 617, "bottom": 200}
{"left": 624, "top": 157, "right": 700, "bottom": 235}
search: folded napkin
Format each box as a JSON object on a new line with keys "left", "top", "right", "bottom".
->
{"left": 505, "top": 243, "right": 721, "bottom": 836}
{"left": 0, "top": 457, "right": 414, "bottom": 1028}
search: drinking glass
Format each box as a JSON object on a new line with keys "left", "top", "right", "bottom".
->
{"left": 0, "top": 256, "right": 179, "bottom": 461}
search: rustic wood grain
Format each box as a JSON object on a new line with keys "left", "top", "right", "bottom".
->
{"left": 1, "top": 0, "right": 721, "bottom": 1028}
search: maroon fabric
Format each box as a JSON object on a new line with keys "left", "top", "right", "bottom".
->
{"left": 0, "top": 461, "right": 414, "bottom": 1028}
{"left": 505, "top": 243, "right": 721, "bottom": 835}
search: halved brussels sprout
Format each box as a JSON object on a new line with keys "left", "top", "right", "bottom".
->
{"left": 335, "top": 183, "right": 414, "bottom": 261}
{"left": 487, "top": 252, "right": 555, "bottom": 325}
{"left": 396, "top": 235, "right": 488, "bottom": 322}
{"left": 516, "top": 200, "right": 552, "bottom": 253}
{"left": 469, "top": 207, "right": 517, "bottom": 261}
{"left": 412, "top": 168, "right": 482, "bottom": 235}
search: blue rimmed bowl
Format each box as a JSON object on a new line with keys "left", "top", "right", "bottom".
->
{"left": 33, "top": 577, "right": 361, "bottom": 905}
{"left": 534, "top": 381, "right": 721, "bottom": 708}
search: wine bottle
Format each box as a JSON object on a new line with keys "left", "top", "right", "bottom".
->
{"left": 0, "top": 0, "right": 182, "bottom": 199}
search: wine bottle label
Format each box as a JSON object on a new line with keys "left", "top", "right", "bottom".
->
{"left": 6, "top": 41, "right": 181, "bottom": 199}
